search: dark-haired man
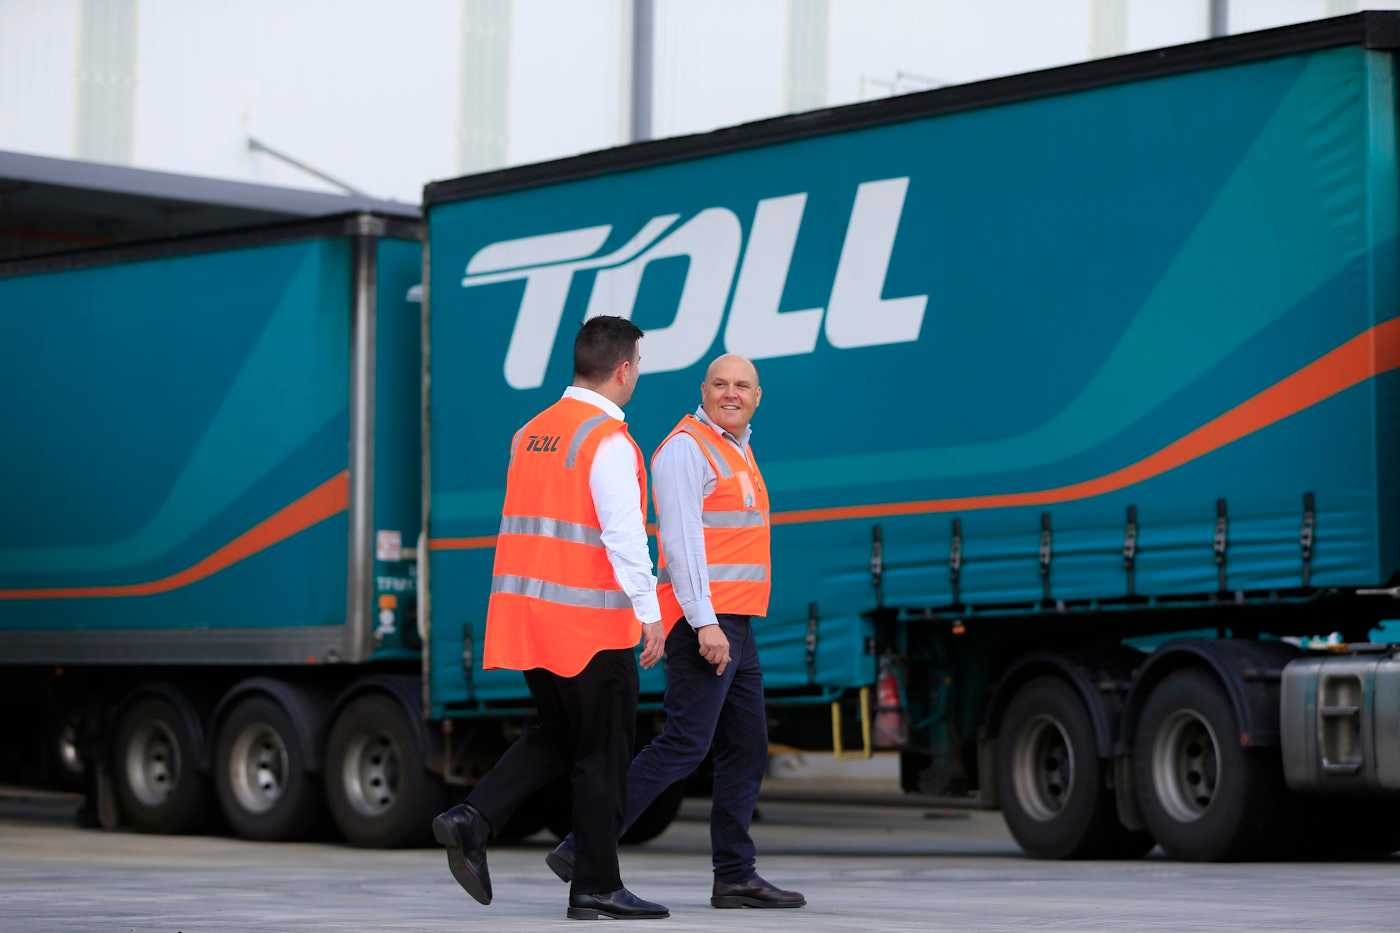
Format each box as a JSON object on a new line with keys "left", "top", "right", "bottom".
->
{"left": 432, "top": 315, "right": 669, "bottom": 921}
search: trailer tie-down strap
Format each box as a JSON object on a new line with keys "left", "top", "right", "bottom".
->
{"left": 1123, "top": 504, "right": 1138, "bottom": 597}
{"left": 1214, "top": 498, "right": 1229, "bottom": 595}
{"left": 1039, "top": 513, "right": 1053, "bottom": 602}
{"left": 949, "top": 519, "right": 963, "bottom": 605}
{"left": 1301, "top": 492, "right": 1316, "bottom": 588}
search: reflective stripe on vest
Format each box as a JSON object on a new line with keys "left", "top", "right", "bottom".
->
{"left": 701, "top": 510, "right": 765, "bottom": 529}
{"left": 658, "top": 563, "right": 767, "bottom": 585}
{"left": 484, "top": 396, "right": 646, "bottom": 677}
{"left": 498, "top": 514, "right": 604, "bottom": 547}
{"left": 491, "top": 574, "right": 633, "bottom": 610}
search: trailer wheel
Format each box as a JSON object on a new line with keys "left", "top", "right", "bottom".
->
{"left": 325, "top": 694, "right": 443, "bottom": 847}
{"left": 214, "top": 695, "right": 324, "bottom": 841}
{"left": 112, "top": 696, "right": 211, "bottom": 834}
{"left": 1133, "top": 668, "right": 1288, "bottom": 861}
{"left": 996, "top": 677, "right": 1150, "bottom": 859}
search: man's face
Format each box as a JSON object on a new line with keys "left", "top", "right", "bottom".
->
{"left": 616, "top": 344, "right": 642, "bottom": 406}
{"left": 700, "top": 356, "right": 761, "bottom": 436}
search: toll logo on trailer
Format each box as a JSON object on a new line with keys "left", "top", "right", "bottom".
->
{"left": 459, "top": 177, "right": 929, "bottom": 389}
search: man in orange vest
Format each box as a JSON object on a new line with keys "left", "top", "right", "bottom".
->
{"left": 432, "top": 316, "right": 669, "bottom": 921}
{"left": 548, "top": 354, "right": 805, "bottom": 910}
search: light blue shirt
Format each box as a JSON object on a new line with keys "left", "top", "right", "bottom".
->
{"left": 651, "top": 406, "right": 755, "bottom": 630}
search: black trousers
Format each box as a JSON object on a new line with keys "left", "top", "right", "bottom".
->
{"left": 466, "top": 646, "right": 638, "bottom": 895}
{"left": 565, "top": 615, "right": 768, "bottom": 881}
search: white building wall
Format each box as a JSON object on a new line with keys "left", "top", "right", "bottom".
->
{"left": 0, "top": 0, "right": 81, "bottom": 158}
{"left": 4, "top": 0, "right": 1400, "bottom": 205}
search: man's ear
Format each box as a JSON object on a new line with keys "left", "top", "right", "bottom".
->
{"left": 753, "top": 386, "right": 762, "bottom": 409}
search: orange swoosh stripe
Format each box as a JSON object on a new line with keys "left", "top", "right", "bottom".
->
{"left": 429, "top": 317, "right": 1400, "bottom": 548}
{"left": 0, "top": 470, "right": 350, "bottom": 600}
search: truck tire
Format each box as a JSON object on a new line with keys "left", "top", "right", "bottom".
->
{"left": 324, "top": 693, "right": 443, "bottom": 847}
{"left": 996, "top": 676, "right": 1151, "bottom": 859}
{"left": 45, "top": 707, "right": 88, "bottom": 792}
{"left": 621, "top": 781, "right": 684, "bottom": 845}
{"left": 214, "top": 695, "right": 324, "bottom": 841}
{"left": 1132, "top": 668, "right": 1290, "bottom": 861}
{"left": 112, "top": 695, "right": 211, "bottom": 834}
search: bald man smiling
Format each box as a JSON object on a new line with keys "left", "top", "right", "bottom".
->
{"left": 548, "top": 354, "right": 806, "bottom": 910}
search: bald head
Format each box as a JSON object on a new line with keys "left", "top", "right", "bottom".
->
{"left": 704, "top": 353, "right": 759, "bottom": 386}
{"left": 700, "top": 354, "right": 762, "bottom": 437}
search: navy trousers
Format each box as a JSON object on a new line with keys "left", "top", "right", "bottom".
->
{"left": 626, "top": 613, "right": 769, "bottom": 882}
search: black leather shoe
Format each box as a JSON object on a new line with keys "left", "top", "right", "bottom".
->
{"left": 431, "top": 804, "right": 492, "bottom": 905}
{"left": 546, "top": 837, "right": 575, "bottom": 883}
{"left": 567, "top": 888, "right": 669, "bottom": 920}
{"left": 711, "top": 874, "right": 806, "bottom": 909}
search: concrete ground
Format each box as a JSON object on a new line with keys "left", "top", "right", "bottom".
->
{"left": 2, "top": 786, "right": 1397, "bottom": 933}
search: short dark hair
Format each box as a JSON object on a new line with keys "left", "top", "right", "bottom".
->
{"left": 573, "top": 315, "right": 644, "bottom": 383}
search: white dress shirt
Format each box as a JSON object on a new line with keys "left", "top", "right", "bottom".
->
{"left": 651, "top": 406, "right": 755, "bottom": 630}
{"left": 559, "top": 386, "right": 661, "bottom": 625}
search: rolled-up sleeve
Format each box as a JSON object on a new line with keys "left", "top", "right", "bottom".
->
{"left": 652, "top": 435, "right": 719, "bottom": 630}
{"left": 589, "top": 433, "right": 661, "bottom": 624}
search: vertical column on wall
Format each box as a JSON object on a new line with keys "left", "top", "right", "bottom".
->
{"left": 1089, "top": 0, "right": 1127, "bottom": 59}
{"left": 630, "top": 0, "right": 654, "bottom": 142}
{"left": 456, "top": 0, "right": 511, "bottom": 174}
{"left": 74, "top": 0, "right": 138, "bottom": 164}
{"left": 1208, "top": 0, "right": 1229, "bottom": 38}
{"left": 784, "top": 0, "right": 828, "bottom": 114}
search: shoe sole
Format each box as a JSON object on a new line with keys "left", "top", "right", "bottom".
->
{"left": 711, "top": 895, "right": 806, "bottom": 909}
{"left": 432, "top": 814, "right": 491, "bottom": 906}
{"left": 546, "top": 850, "right": 574, "bottom": 884}
{"left": 566, "top": 907, "right": 670, "bottom": 920}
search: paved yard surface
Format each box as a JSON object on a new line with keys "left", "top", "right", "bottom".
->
{"left": 2, "top": 788, "right": 1397, "bottom": 932}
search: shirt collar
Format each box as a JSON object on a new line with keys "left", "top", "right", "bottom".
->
{"left": 694, "top": 405, "right": 751, "bottom": 449}
{"left": 563, "top": 385, "right": 625, "bottom": 422}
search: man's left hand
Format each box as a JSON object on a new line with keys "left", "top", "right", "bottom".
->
{"left": 640, "top": 621, "right": 665, "bottom": 669}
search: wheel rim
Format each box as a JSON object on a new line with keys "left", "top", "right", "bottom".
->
{"left": 58, "top": 716, "right": 85, "bottom": 777}
{"left": 1011, "top": 714, "right": 1075, "bottom": 821}
{"left": 124, "top": 719, "right": 181, "bottom": 807}
{"left": 228, "top": 724, "right": 290, "bottom": 815}
{"left": 341, "top": 731, "right": 402, "bottom": 817}
{"left": 1151, "top": 709, "right": 1221, "bottom": 822}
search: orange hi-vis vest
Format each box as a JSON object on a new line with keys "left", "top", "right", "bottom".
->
{"left": 655, "top": 414, "right": 771, "bottom": 634}
{"left": 483, "top": 397, "right": 646, "bottom": 677}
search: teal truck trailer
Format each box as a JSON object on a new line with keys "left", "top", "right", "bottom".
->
{"left": 0, "top": 213, "right": 440, "bottom": 846}
{"left": 424, "top": 13, "right": 1400, "bottom": 861}
{"left": 7, "top": 13, "right": 1400, "bottom": 862}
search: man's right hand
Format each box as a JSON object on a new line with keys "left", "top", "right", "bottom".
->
{"left": 696, "top": 623, "right": 731, "bottom": 676}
